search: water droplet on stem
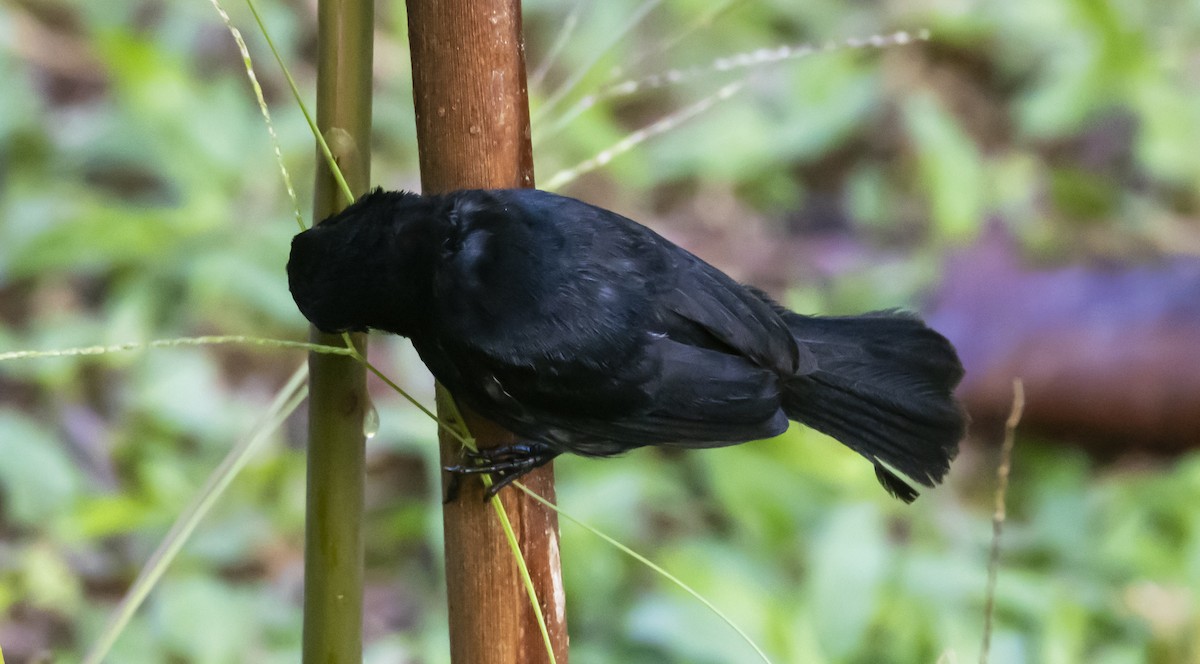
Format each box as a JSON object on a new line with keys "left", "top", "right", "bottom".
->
{"left": 363, "top": 401, "right": 380, "bottom": 440}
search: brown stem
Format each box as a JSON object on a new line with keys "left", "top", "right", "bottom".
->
{"left": 406, "top": 0, "right": 568, "bottom": 662}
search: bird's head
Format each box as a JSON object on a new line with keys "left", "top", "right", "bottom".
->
{"left": 287, "top": 188, "right": 446, "bottom": 336}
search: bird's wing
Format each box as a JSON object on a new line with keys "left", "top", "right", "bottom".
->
{"left": 422, "top": 189, "right": 806, "bottom": 449}
{"left": 535, "top": 337, "right": 791, "bottom": 454}
{"left": 651, "top": 251, "right": 816, "bottom": 376}
{"left": 434, "top": 189, "right": 812, "bottom": 375}
{"left": 427, "top": 334, "right": 791, "bottom": 455}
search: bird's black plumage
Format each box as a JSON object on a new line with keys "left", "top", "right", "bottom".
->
{"left": 288, "top": 188, "right": 966, "bottom": 501}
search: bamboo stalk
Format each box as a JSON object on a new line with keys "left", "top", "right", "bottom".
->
{"left": 405, "top": 1, "right": 569, "bottom": 661}
{"left": 302, "top": 0, "right": 373, "bottom": 661}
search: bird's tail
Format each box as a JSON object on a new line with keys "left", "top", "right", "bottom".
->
{"left": 779, "top": 310, "right": 966, "bottom": 502}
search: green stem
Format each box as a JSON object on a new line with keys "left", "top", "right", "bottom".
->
{"left": 300, "top": 0, "right": 374, "bottom": 660}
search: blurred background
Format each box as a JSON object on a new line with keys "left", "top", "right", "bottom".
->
{"left": 2, "top": 0, "right": 1200, "bottom": 661}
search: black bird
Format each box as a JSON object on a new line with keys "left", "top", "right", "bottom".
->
{"left": 288, "top": 188, "right": 965, "bottom": 502}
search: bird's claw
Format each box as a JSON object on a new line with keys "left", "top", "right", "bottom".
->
{"left": 443, "top": 442, "right": 559, "bottom": 502}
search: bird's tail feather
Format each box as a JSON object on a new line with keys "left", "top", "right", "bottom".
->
{"left": 779, "top": 310, "right": 966, "bottom": 502}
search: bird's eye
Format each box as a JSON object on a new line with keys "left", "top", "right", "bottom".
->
{"left": 442, "top": 232, "right": 461, "bottom": 256}
{"left": 442, "top": 211, "right": 464, "bottom": 255}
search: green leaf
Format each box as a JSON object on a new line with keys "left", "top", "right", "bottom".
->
{"left": 902, "top": 92, "right": 984, "bottom": 240}
{"left": 806, "top": 503, "right": 888, "bottom": 659}
{"left": 157, "top": 575, "right": 262, "bottom": 664}
{"left": 0, "top": 410, "right": 83, "bottom": 525}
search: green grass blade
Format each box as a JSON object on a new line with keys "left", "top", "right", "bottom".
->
{"left": 0, "top": 336, "right": 353, "bottom": 362}
{"left": 541, "top": 80, "right": 744, "bottom": 191}
{"left": 208, "top": 0, "right": 305, "bottom": 230}
{"left": 83, "top": 364, "right": 309, "bottom": 664}
{"left": 532, "top": 0, "right": 663, "bottom": 124}
{"left": 515, "top": 481, "right": 774, "bottom": 664}
{"left": 243, "top": 0, "right": 355, "bottom": 206}
{"left": 489, "top": 487, "right": 559, "bottom": 664}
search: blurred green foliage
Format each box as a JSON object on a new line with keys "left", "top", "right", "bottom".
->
{"left": 1, "top": 0, "right": 1199, "bottom": 661}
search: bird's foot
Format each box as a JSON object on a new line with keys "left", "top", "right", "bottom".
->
{"left": 444, "top": 442, "right": 560, "bottom": 502}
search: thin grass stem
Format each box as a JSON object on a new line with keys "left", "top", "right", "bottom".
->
{"left": 83, "top": 365, "right": 309, "bottom": 664}
{"left": 0, "top": 336, "right": 353, "bottom": 362}
{"left": 244, "top": 0, "right": 355, "bottom": 207}
{"left": 542, "top": 80, "right": 745, "bottom": 191}
{"left": 980, "top": 379, "right": 1024, "bottom": 664}
{"left": 515, "top": 481, "right": 775, "bottom": 664}
{"left": 209, "top": 0, "right": 305, "bottom": 230}
{"left": 532, "top": 0, "right": 663, "bottom": 125}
